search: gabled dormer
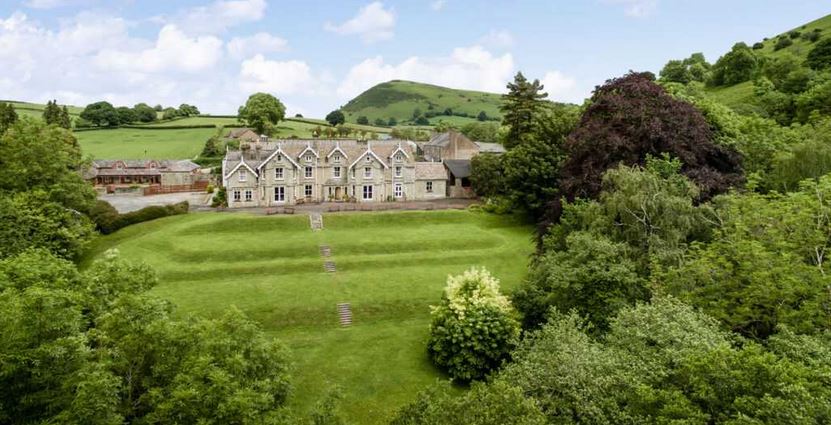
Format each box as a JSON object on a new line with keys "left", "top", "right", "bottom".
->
{"left": 257, "top": 143, "right": 301, "bottom": 171}
{"left": 298, "top": 142, "right": 319, "bottom": 163}
{"left": 224, "top": 156, "right": 258, "bottom": 182}
{"left": 348, "top": 141, "right": 388, "bottom": 170}
{"left": 390, "top": 142, "right": 410, "bottom": 163}
{"left": 326, "top": 141, "right": 348, "bottom": 164}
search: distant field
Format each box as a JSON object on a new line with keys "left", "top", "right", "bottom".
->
{"left": 81, "top": 210, "right": 533, "bottom": 424}
{"left": 1, "top": 100, "right": 84, "bottom": 119}
{"left": 75, "top": 127, "right": 216, "bottom": 159}
{"left": 143, "top": 116, "right": 242, "bottom": 127}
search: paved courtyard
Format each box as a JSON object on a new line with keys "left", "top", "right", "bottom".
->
{"left": 99, "top": 192, "right": 212, "bottom": 213}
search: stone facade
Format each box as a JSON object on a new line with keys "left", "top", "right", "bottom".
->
{"left": 222, "top": 138, "right": 448, "bottom": 208}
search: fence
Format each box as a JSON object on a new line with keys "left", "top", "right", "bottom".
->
{"left": 143, "top": 181, "right": 209, "bottom": 196}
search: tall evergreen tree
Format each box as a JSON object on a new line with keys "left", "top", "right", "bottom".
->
{"left": 500, "top": 72, "right": 548, "bottom": 149}
{"left": 0, "top": 102, "right": 17, "bottom": 135}
{"left": 58, "top": 106, "right": 71, "bottom": 129}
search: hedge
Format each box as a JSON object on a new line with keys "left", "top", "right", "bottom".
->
{"left": 90, "top": 200, "right": 189, "bottom": 234}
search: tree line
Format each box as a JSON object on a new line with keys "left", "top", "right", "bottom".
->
{"left": 396, "top": 70, "right": 831, "bottom": 424}
{"left": 79, "top": 101, "right": 201, "bottom": 127}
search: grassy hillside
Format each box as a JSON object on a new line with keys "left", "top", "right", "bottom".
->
{"left": 81, "top": 210, "right": 533, "bottom": 424}
{"left": 705, "top": 13, "right": 831, "bottom": 111}
{"left": 0, "top": 100, "right": 84, "bottom": 119}
{"left": 341, "top": 80, "right": 504, "bottom": 126}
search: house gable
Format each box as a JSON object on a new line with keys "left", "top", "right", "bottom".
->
{"left": 349, "top": 147, "right": 388, "bottom": 170}
{"left": 257, "top": 147, "right": 300, "bottom": 171}
{"left": 224, "top": 160, "right": 257, "bottom": 180}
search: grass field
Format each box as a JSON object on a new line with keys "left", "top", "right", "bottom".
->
{"left": 82, "top": 210, "right": 533, "bottom": 423}
{"left": 1, "top": 100, "right": 84, "bottom": 119}
{"left": 75, "top": 127, "right": 217, "bottom": 159}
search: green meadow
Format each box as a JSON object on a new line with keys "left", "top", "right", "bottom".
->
{"left": 82, "top": 210, "right": 534, "bottom": 423}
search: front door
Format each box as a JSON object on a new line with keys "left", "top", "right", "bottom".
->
{"left": 335, "top": 186, "right": 342, "bottom": 200}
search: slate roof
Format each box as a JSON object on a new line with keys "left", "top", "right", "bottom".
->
{"left": 223, "top": 139, "right": 416, "bottom": 177}
{"left": 444, "top": 159, "right": 472, "bottom": 178}
{"left": 425, "top": 132, "right": 451, "bottom": 147}
{"left": 414, "top": 162, "right": 447, "bottom": 180}
{"left": 474, "top": 142, "right": 506, "bottom": 154}
{"left": 227, "top": 128, "right": 257, "bottom": 138}
{"left": 88, "top": 160, "right": 200, "bottom": 177}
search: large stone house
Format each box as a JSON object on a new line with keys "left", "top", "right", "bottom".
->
{"left": 222, "top": 137, "right": 448, "bottom": 208}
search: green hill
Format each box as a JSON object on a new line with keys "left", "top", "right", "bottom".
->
{"left": 0, "top": 100, "right": 84, "bottom": 119}
{"left": 704, "top": 13, "right": 831, "bottom": 112}
{"left": 340, "top": 80, "right": 504, "bottom": 126}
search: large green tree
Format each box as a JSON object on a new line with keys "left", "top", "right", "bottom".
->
{"left": 133, "top": 103, "right": 157, "bottom": 123}
{"left": 709, "top": 42, "right": 758, "bottom": 86}
{"left": 806, "top": 37, "right": 831, "bottom": 70}
{"left": 325, "top": 110, "right": 345, "bottom": 126}
{"left": 500, "top": 72, "right": 548, "bottom": 149}
{"left": 0, "top": 102, "right": 18, "bottom": 135}
{"left": 80, "top": 101, "right": 119, "bottom": 127}
{"left": 238, "top": 93, "right": 286, "bottom": 135}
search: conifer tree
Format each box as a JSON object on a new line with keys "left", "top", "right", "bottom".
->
{"left": 500, "top": 72, "right": 548, "bottom": 149}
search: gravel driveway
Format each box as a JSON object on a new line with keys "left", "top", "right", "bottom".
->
{"left": 99, "top": 192, "right": 211, "bottom": 213}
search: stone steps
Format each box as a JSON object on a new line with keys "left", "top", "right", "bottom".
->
{"left": 319, "top": 245, "right": 331, "bottom": 257}
{"left": 337, "top": 303, "right": 352, "bottom": 326}
{"left": 310, "top": 213, "right": 323, "bottom": 231}
{"left": 323, "top": 260, "right": 336, "bottom": 273}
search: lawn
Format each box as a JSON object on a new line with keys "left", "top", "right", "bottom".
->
{"left": 74, "top": 127, "right": 216, "bottom": 159}
{"left": 82, "top": 210, "right": 534, "bottom": 423}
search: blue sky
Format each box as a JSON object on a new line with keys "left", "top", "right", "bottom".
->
{"left": 0, "top": 0, "right": 828, "bottom": 116}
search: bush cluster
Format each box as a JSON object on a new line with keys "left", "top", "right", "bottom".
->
{"left": 90, "top": 200, "right": 189, "bottom": 234}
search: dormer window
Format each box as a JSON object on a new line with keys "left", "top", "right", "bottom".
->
{"left": 276, "top": 154, "right": 282, "bottom": 162}
{"left": 239, "top": 169, "right": 247, "bottom": 182}
{"left": 395, "top": 153, "right": 403, "bottom": 161}
{"left": 334, "top": 153, "right": 341, "bottom": 162}
{"left": 306, "top": 154, "right": 313, "bottom": 162}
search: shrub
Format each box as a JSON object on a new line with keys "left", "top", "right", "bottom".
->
{"left": 92, "top": 201, "right": 189, "bottom": 234}
{"left": 789, "top": 30, "right": 801, "bottom": 39}
{"left": 752, "top": 42, "right": 764, "bottom": 49}
{"left": 205, "top": 184, "right": 214, "bottom": 193}
{"left": 356, "top": 116, "right": 369, "bottom": 125}
{"left": 414, "top": 116, "right": 430, "bottom": 125}
{"left": 774, "top": 37, "right": 793, "bottom": 51}
{"left": 212, "top": 186, "right": 227, "bottom": 207}
{"left": 427, "top": 267, "right": 520, "bottom": 381}
{"left": 806, "top": 38, "right": 831, "bottom": 70}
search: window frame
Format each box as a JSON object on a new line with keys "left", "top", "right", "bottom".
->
{"left": 239, "top": 169, "right": 247, "bottom": 182}
{"left": 233, "top": 190, "right": 241, "bottom": 201}
{"left": 333, "top": 166, "right": 341, "bottom": 178}
{"left": 362, "top": 185, "right": 373, "bottom": 200}
{"left": 274, "top": 186, "right": 285, "bottom": 202}
{"left": 305, "top": 166, "right": 313, "bottom": 179}
{"left": 395, "top": 166, "right": 402, "bottom": 177}
{"left": 426, "top": 181, "right": 433, "bottom": 193}
{"left": 364, "top": 167, "right": 372, "bottom": 178}
{"left": 304, "top": 184, "right": 313, "bottom": 198}
{"left": 275, "top": 167, "right": 284, "bottom": 180}
{"left": 244, "top": 189, "right": 253, "bottom": 202}
{"left": 394, "top": 183, "right": 403, "bottom": 198}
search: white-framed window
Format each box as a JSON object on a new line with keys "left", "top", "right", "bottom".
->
{"left": 305, "top": 154, "right": 313, "bottom": 162}
{"left": 395, "top": 153, "right": 403, "bottom": 161}
{"left": 364, "top": 167, "right": 372, "bottom": 178}
{"left": 395, "top": 166, "right": 402, "bottom": 177}
{"left": 239, "top": 169, "right": 247, "bottom": 182}
{"left": 276, "top": 153, "right": 282, "bottom": 162}
{"left": 362, "top": 185, "right": 373, "bottom": 200}
{"left": 274, "top": 186, "right": 285, "bottom": 202}
{"left": 275, "top": 167, "right": 284, "bottom": 179}
{"left": 394, "top": 183, "right": 403, "bottom": 198}
{"left": 333, "top": 153, "right": 341, "bottom": 162}
{"left": 426, "top": 181, "right": 433, "bottom": 193}
{"left": 233, "top": 190, "right": 241, "bottom": 201}
{"left": 333, "top": 166, "right": 341, "bottom": 178}
{"left": 305, "top": 166, "right": 313, "bottom": 178}
{"left": 351, "top": 168, "right": 356, "bottom": 178}
{"left": 244, "top": 189, "right": 252, "bottom": 202}
{"left": 305, "top": 185, "right": 313, "bottom": 197}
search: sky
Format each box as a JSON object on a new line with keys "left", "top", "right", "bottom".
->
{"left": 0, "top": 0, "right": 829, "bottom": 117}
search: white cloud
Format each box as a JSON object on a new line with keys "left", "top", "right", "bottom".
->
{"left": 430, "top": 0, "right": 446, "bottom": 11}
{"left": 170, "top": 0, "right": 267, "bottom": 34}
{"left": 95, "top": 25, "right": 223, "bottom": 73}
{"left": 337, "top": 45, "right": 514, "bottom": 99}
{"left": 540, "top": 70, "right": 586, "bottom": 103}
{"left": 324, "top": 2, "right": 395, "bottom": 43}
{"left": 227, "top": 32, "right": 288, "bottom": 59}
{"left": 479, "top": 29, "right": 513, "bottom": 49}
{"left": 239, "top": 54, "right": 316, "bottom": 95}
{"left": 25, "top": 0, "right": 83, "bottom": 9}
{"left": 606, "top": 0, "right": 658, "bottom": 18}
